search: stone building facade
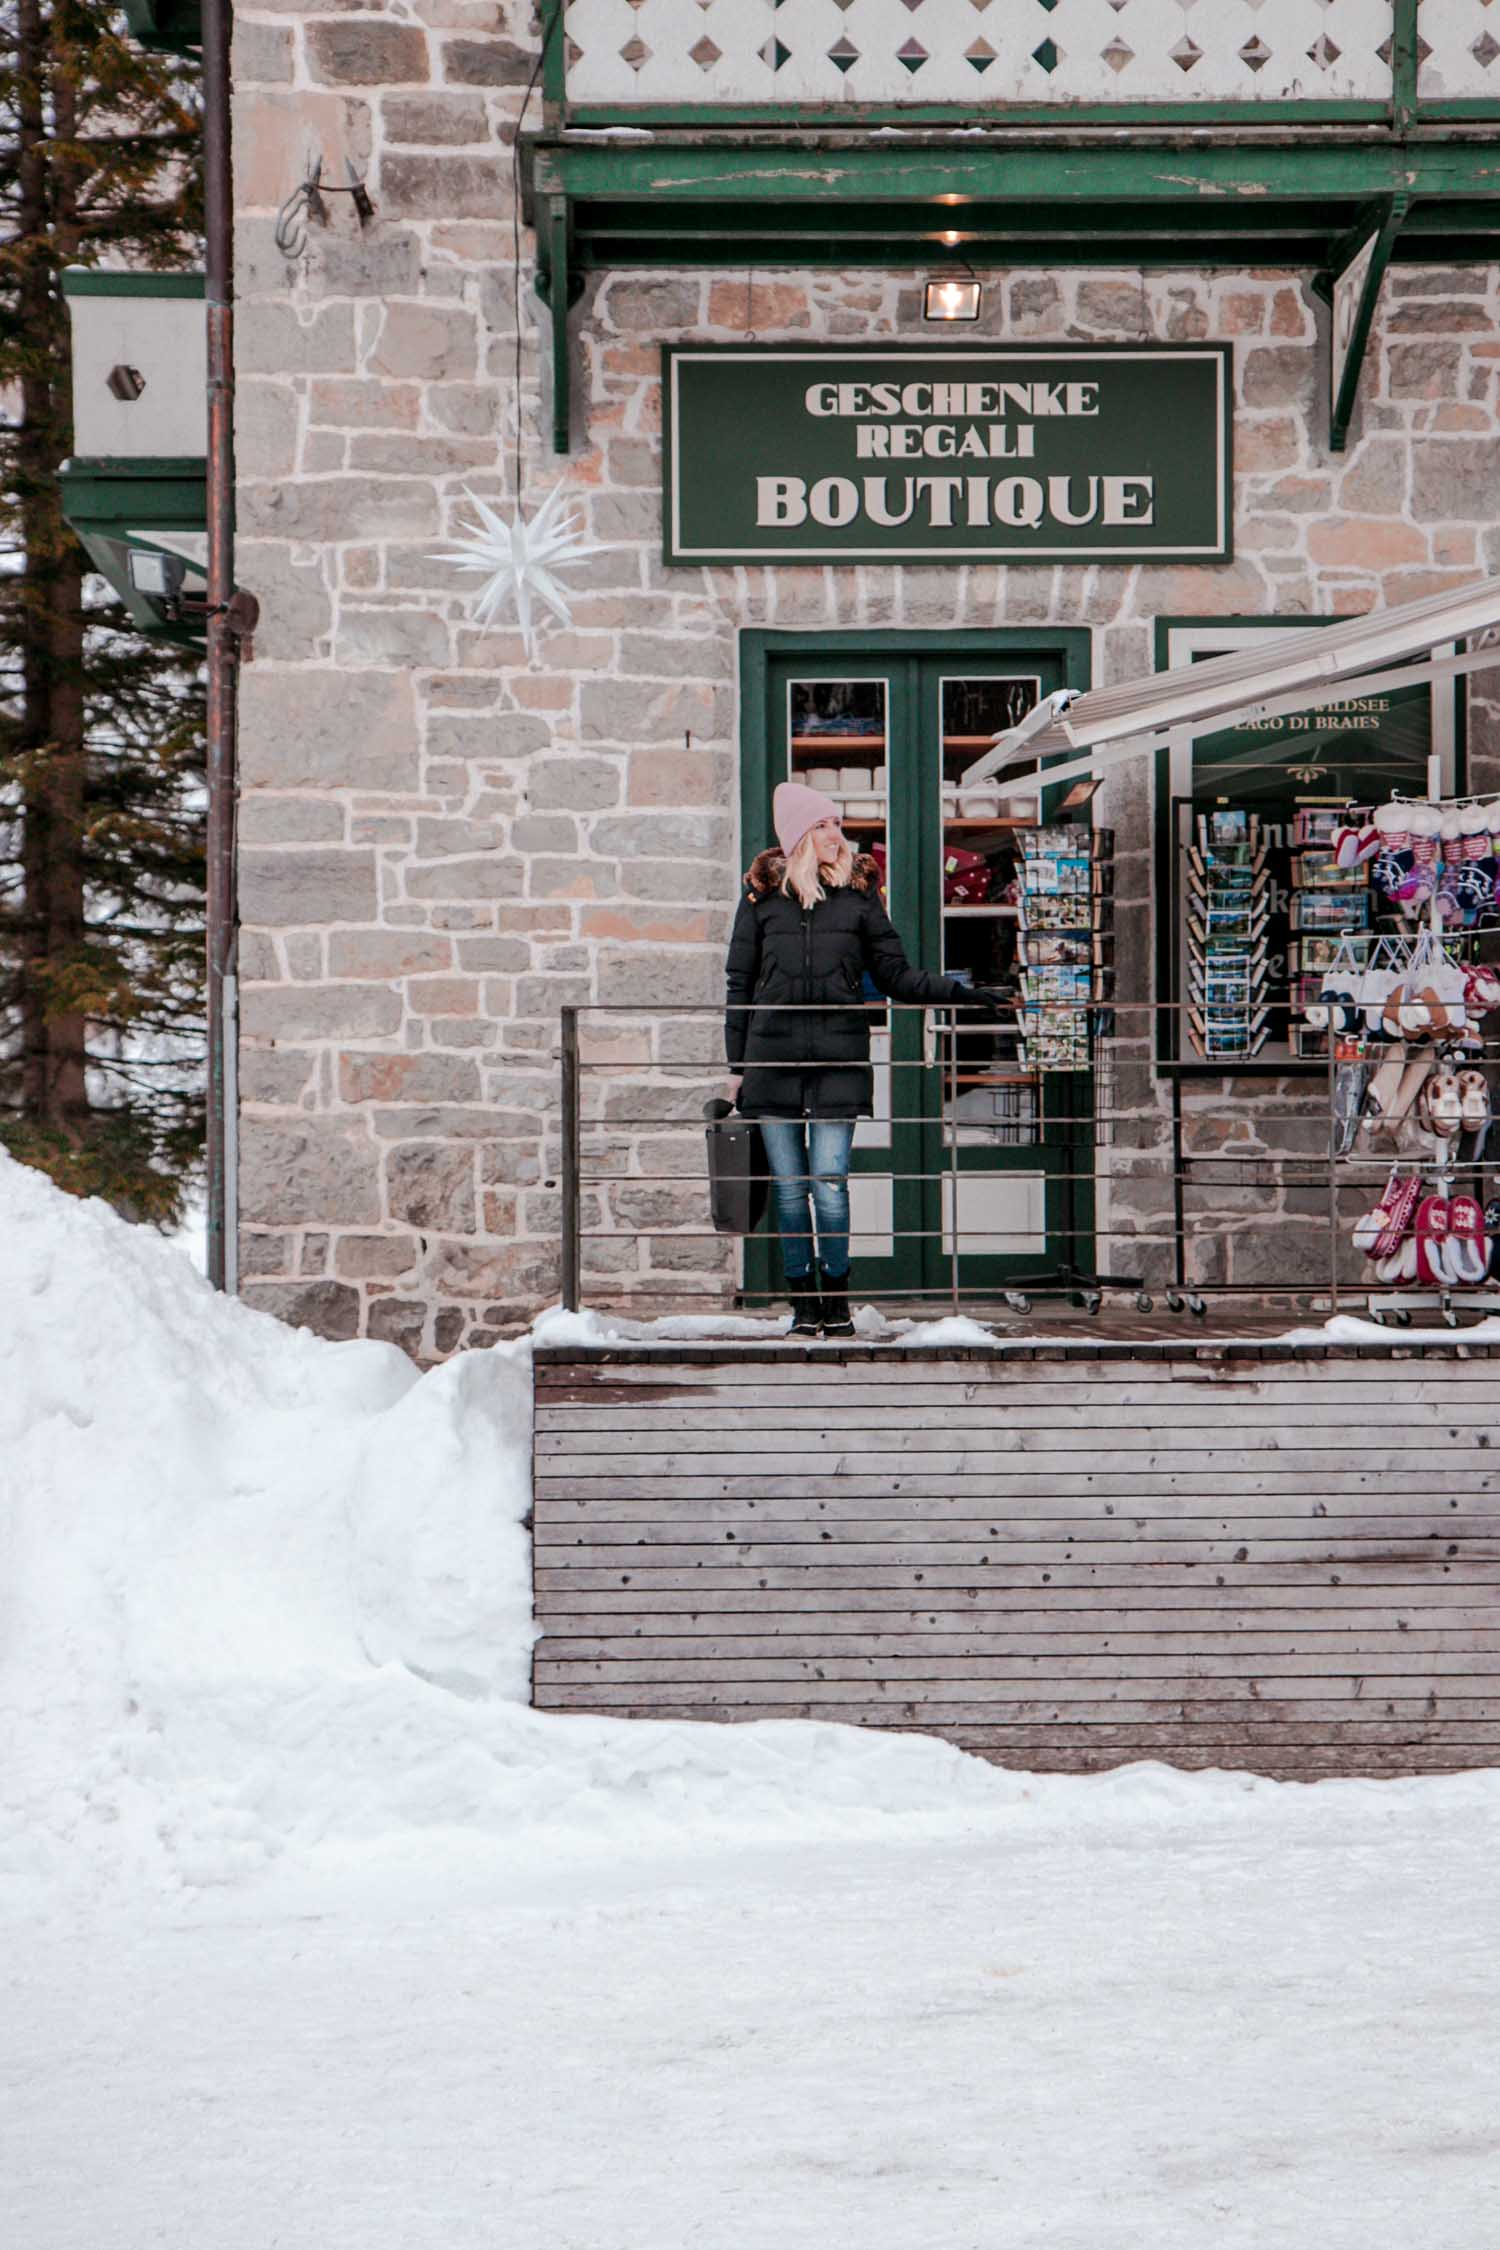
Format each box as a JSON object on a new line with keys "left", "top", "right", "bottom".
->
{"left": 229, "top": 3, "right": 1500, "bottom": 1352}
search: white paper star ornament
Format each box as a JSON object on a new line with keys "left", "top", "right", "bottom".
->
{"left": 430, "top": 484, "right": 602, "bottom": 654}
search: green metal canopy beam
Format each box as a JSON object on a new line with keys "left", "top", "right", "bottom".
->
{"left": 523, "top": 128, "right": 1500, "bottom": 454}
{"left": 58, "top": 457, "right": 208, "bottom": 641}
{"left": 121, "top": 0, "right": 200, "bottom": 53}
{"left": 529, "top": 135, "right": 1500, "bottom": 208}
{"left": 1315, "top": 194, "right": 1410, "bottom": 453}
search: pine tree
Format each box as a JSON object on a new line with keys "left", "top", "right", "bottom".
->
{"left": 0, "top": 0, "right": 204, "bottom": 1224}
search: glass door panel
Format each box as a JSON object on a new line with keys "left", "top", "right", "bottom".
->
{"left": 918, "top": 657, "right": 1090, "bottom": 1296}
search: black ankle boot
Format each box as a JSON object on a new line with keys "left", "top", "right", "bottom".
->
{"left": 787, "top": 1278, "right": 821, "bottom": 1336}
{"left": 818, "top": 1267, "right": 853, "bottom": 1336}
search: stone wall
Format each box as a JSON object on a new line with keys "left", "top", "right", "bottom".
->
{"left": 231, "top": 3, "right": 1500, "bottom": 1350}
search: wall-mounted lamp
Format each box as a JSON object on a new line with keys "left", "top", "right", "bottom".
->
{"left": 127, "top": 547, "right": 187, "bottom": 604}
{"left": 923, "top": 275, "right": 981, "bottom": 324}
{"left": 106, "top": 364, "right": 146, "bottom": 402}
{"left": 924, "top": 238, "right": 982, "bottom": 322}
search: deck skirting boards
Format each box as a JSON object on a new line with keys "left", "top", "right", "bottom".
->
{"left": 532, "top": 1344, "right": 1500, "bottom": 1778}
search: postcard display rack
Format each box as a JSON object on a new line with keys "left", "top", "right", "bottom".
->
{"left": 1178, "top": 802, "right": 1377, "bottom": 1063}
{"left": 1016, "top": 826, "right": 1114, "bottom": 1072}
{"left": 1184, "top": 811, "right": 1270, "bottom": 1062}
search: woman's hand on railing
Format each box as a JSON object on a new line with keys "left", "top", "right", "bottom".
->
{"left": 966, "top": 988, "right": 1013, "bottom": 1022}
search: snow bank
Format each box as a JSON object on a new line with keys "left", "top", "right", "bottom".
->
{"left": 0, "top": 1156, "right": 1043, "bottom": 1909}
{"left": 6, "top": 1150, "right": 1498, "bottom": 1917}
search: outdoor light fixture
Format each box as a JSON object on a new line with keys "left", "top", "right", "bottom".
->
{"left": 924, "top": 275, "right": 981, "bottom": 323}
{"left": 127, "top": 547, "right": 187, "bottom": 603}
{"left": 106, "top": 363, "right": 146, "bottom": 401}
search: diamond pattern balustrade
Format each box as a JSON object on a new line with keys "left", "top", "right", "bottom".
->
{"left": 563, "top": 0, "right": 1396, "bottom": 107}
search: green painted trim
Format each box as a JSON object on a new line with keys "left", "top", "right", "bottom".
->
{"left": 59, "top": 458, "right": 207, "bottom": 529}
{"left": 61, "top": 453, "right": 203, "bottom": 473}
{"left": 62, "top": 269, "right": 204, "bottom": 297}
{"left": 121, "top": 0, "right": 200, "bottom": 54}
{"left": 1392, "top": 0, "right": 1419, "bottom": 131}
{"left": 591, "top": 239, "right": 1418, "bottom": 273}
{"left": 545, "top": 192, "right": 573, "bottom": 455}
{"left": 531, "top": 126, "right": 1500, "bottom": 287}
{"left": 740, "top": 627, "right": 1095, "bottom": 666}
{"left": 541, "top": 0, "right": 565, "bottom": 117}
{"left": 1328, "top": 195, "right": 1408, "bottom": 453}
{"left": 532, "top": 137, "right": 1500, "bottom": 201}
{"left": 563, "top": 101, "right": 1397, "bottom": 128}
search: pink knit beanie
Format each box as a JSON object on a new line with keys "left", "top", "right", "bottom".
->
{"left": 773, "top": 781, "right": 842, "bottom": 857}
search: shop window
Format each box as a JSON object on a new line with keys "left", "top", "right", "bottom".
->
{"left": 1157, "top": 620, "right": 1461, "bottom": 1071}
{"left": 787, "top": 674, "right": 887, "bottom": 880}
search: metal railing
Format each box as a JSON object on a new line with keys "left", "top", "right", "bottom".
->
{"left": 552, "top": 998, "right": 1500, "bottom": 1325}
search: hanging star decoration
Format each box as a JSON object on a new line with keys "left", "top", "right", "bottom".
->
{"left": 430, "top": 483, "right": 601, "bottom": 656}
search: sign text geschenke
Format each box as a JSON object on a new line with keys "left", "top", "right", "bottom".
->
{"left": 662, "top": 345, "right": 1231, "bottom": 566}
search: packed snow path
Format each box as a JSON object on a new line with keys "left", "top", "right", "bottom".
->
{"left": 7, "top": 1800, "right": 1500, "bottom": 2250}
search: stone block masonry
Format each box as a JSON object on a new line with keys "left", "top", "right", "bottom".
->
{"left": 232, "top": 7, "right": 1500, "bottom": 1354}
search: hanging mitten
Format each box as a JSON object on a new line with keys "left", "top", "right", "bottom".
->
{"left": 1370, "top": 800, "right": 1416, "bottom": 904}
{"left": 1401, "top": 801, "right": 1442, "bottom": 908}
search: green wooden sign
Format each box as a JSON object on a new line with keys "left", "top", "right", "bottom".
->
{"left": 663, "top": 344, "right": 1232, "bottom": 566}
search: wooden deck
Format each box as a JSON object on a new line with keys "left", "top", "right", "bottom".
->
{"left": 532, "top": 1339, "right": 1500, "bottom": 1780}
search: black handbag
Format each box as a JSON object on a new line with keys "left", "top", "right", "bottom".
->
{"left": 703, "top": 1099, "right": 770, "bottom": 1236}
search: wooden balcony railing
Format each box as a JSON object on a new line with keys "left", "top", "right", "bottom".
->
{"left": 555, "top": 0, "right": 1479, "bottom": 126}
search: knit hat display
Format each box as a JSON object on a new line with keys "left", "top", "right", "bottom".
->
{"left": 772, "top": 781, "right": 842, "bottom": 858}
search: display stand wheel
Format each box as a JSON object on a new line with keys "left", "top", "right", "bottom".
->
{"left": 1186, "top": 1293, "right": 1207, "bottom": 1318}
{"left": 1004, "top": 1291, "right": 1031, "bottom": 1315}
{"left": 1135, "top": 1292, "right": 1154, "bottom": 1313}
{"left": 1166, "top": 1290, "right": 1185, "bottom": 1313}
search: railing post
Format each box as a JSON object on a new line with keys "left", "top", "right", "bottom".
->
{"left": 945, "top": 1003, "right": 960, "bottom": 1316}
{"left": 1391, "top": 0, "right": 1419, "bottom": 132}
{"left": 560, "top": 1005, "right": 581, "bottom": 1313}
{"left": 1327, "top": 1010, "right": 1341, "bottom": 1318}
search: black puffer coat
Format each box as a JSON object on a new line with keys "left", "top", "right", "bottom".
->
{"left": 725, "top": 849, "right": 968, "bottom": 1119}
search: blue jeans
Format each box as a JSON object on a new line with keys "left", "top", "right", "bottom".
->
{"left": 759, "top": 1119, "right": 855, "bottom": 1281}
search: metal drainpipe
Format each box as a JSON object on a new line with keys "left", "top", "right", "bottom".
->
{"left": 202, "top": 0, "right": 238, "bottom": 1292}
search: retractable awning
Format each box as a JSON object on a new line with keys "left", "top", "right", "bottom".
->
{"left": 965, "top": 575, "right": 1500, "bottom": 794}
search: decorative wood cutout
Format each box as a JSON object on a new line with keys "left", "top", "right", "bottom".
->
{"left": 563, "top": 0, "right": 1396, "bottom": 106}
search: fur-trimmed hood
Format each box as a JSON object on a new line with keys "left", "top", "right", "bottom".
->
{"left": 743, "top": 848, "right": 881, "bottom": 900}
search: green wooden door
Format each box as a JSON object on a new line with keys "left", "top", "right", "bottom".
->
{"left": 739, "top": 630, "right": 1093, "bottom": 1309}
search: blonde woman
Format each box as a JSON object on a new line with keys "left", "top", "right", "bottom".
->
{"left": 726, "top": 782, "right": 1004, "bottom": 1336}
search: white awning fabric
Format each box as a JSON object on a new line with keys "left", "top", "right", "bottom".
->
{"left": 964, "top": 574, "right": 1500, "bottom": 793}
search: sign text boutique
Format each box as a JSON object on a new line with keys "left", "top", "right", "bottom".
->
{"left": 663, "top": 345, "right": 1231, "bottom": 567}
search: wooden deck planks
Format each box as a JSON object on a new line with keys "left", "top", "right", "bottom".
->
{"left": 531, "top": 1346, "right": 1500, "bottom": 1778}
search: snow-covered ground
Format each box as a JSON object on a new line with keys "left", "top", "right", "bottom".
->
{"left": 5, "top": 1148, "right": 1500, "bottom": 2246}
